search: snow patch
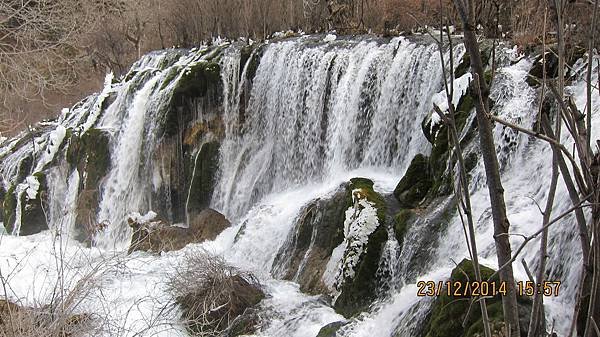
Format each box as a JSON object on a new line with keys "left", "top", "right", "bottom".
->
{"left": 34, "top": 125, "right": 67, "bottom": 172}
{"left": 323, "top": 34, "right": 337, "bottom": 42}
{"left": 128, "top": 211, "right": 158, "bottom": 224}
{"left": 334, "top": 191, "right": 381, "bottom": 290}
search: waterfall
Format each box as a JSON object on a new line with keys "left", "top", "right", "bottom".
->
{"left": 0, "top": 35, "right": 598, "bottom": 337}
{"left": 212, "top": 37, "right": 452, "bottom": 219}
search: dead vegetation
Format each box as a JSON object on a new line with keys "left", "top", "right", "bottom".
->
{"left": 167, "top": 250, "right": 265, "bottom": 336}
{"left": 1, "top": 0, "right": 598, "bottom": 136}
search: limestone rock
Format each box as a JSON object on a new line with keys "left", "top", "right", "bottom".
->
{"left": 128, "top": 208, "right": 231, "bottom": 254}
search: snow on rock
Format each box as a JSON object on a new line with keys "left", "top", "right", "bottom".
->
{"left": 429, "top": 72, "right": 472, "bottom": 133}
{"left": 323, "top": 34, "right": 337, "bottom": 42}
{"left": 431, "top": 72, "right": 472, "bottom": 114}
{"left": 128, "top": 211, "right": 158, "bottom": 224}
{"left": 333, "top": 190, "right": 380, "bottom": 290}
{"left": 23, "top": 175, "right": 40, "bottom": 200}
{"left": 34, "top": 125, "right": 67, "bottom": 173}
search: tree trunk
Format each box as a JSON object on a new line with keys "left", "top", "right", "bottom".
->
{"left": 452, "top": 1, "right": 521, "bottom": 336}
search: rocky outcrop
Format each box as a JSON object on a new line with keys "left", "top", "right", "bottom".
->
{"left": 128, "top": 208, "right": 230, "bottom": 254}
{"left": 317, "top": 321, "right": 348, "bottom": 337}
{"left": 423, "top": 259, "right": 533, "bottom": 337}
{"left": 273, "top": 184, "right": 351, "bottom": 294}
{"left": 67, "top": 128, "right": 112, "bottom": 242}
{"left": 273, "top": 177, "right": 389, "bottom": 317}
{"left": 3, "top": 173, "right": 48, "bottom": 236}
{"left": 394, "top": 154, "right": 433, "bottom": 208}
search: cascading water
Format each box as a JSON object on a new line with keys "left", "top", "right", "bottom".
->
{"left": 0, "top": 34, "right": 598, "bottom": 337}
{"left": 212, "top": 37, "right": 451, "bottom": 219}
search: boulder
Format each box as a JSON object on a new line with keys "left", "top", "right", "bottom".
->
{"left": 423, "top": 259, "right": 533, "bottom": 337}
{"left": 272, "top": 185, "right": 351, "bottom": 294}
{"left": 393, "top": 154, "right": 432, "bottom": 208}
{"left": 273, "top": 178, "right": 390, "bottom": 317}
{"left": 128, "top": 208, "right": 230, "bottom": 254}
{"left": 317, "top": 321, "right": 348, "bottom": 337}
{"left": 333, "top": 178, "right": 388, "bottom": 317}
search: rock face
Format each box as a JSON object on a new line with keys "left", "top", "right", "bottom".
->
{"left": 423, "top": 259, "right": 533, "bottom": 337}
{"left": 273, "top": 185, "right": 350, "bottom": 294}
{"left": 67, "top": 128, "right": 112, "bottom": 242}
{"left": 128, "top": 208, "right": 230, "bottom": 254}
{"left": 273, "top": 177, "right": 389, "bottom": 318}
{"left": 3, "top": 173, "right": 48, "bottom": 236}
{"left": 393, "top": 154, "right": 433, "bottom": 208}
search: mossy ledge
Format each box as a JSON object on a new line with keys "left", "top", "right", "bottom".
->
{"left": 334, "top": 177, "right": 388, "bottom": 318}
{"left": 423, "top": 259, "right": 533, "bottom": 337}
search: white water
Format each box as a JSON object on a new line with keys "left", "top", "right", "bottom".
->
{"left": 0, "top": 36, "right": 598, "bottom": 337}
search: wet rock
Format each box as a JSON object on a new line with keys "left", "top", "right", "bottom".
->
{"left": 67, "top": 128, "right": 112, "bottom": 242}
{"left": 273, "top": 178, "right": 389, "bottom": 317}
{"left": 3, "top": 173, "right": 49, "bottom": 236}
{"left": 423, "top": 259, "right": 533, "bottom": 337}
{"left": 393, "top": 154, "right": 432, "bottom": 208}
{"left": 394, "top": 209, "right": 414, "bottom": 247}
{"left": 128, "top": 208, "right": 230, "bottom": 254}
{"left": 317, "top": 321, "right": 348, "bottom": 337}
{"left": 334, "top": 178, "right": 388, "bottom": 317}
{"left": 272, "top": 184, "right": 351, "bottom": 294}
{"left": 185, "top": 141, "right": 221, "bottom": 215}
{"left": 224, "top": 307, "right": 261, "bottom": 337}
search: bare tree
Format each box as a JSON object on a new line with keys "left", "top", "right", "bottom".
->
{"left": 451, "top": 0, "right": 522, "bottom": 335}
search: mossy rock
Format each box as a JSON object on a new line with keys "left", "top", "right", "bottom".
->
{"left": 334, "top": 223, "right": 388, "bottom": 317}
{"left": 349, "top": 178, "right": 386, "bottom": 223}
{"left": 67, "top": 128, "right": 111, "bottom": 242}
{"left": 4, "top": 175, "right": 49, "bottom": 236}
{"left": 317, "top": 321, "right": 348, "bottom": 337}
{"left": 394, "top": 209, "right": 414, "bottom": 247}
{"left": 177, "top": 61, "right": 221, "bottom": 97}
{"left": 394, "top": 154, "right": 432, "bottom": 208}
{"left": 332, "top": 178, "right": 388, "bottom": 317}
{"left": 2, "top": 184, "right": 16, "bottom": 231}
{"left": 240, "top": 44, "right": 264, "bottom": 82}
{"left": 185, "top": 141, "right": 221, "bottom": 216}
{"left": 423, "top": 259, "right": 532, "bottom": 337}
{"left": 273, "top": 185, "right": 350, "bottom": 294}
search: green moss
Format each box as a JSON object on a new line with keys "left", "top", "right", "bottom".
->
{"left": 3, "top": 184, "right": 16, "bottom": 233}
{"left": 424, "top": 259, "right": 532, "bottom": 337}
{"left": 394, "top": 154, "right": 432, "bottom": 208}
{"left": 186, "top": 141, "right": 221, "bottom": 215}
{"left": 349, "top": 178, "right": 386, "bottom": 223}
{"left": 317, "top": 321, "right": 347, "bottom": 337}
{"left": 394, "top": 209, "right": 414, "bottom": 246}
{"left": 67, "top": 127, "right": 110, "bottom": 180}
{"left": 334, "top": 223, "right": 388, "bottom": 317}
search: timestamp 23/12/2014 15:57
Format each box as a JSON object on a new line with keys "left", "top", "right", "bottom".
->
{"left": 416, "top": 280, "right": 562, "bottom": 297}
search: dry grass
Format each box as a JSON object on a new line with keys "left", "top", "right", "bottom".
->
{"left": 0, "top": 257, "right": 106, "bottom": 337}
{"left": 167, "top": 250, "right": 265, "bottom": 336}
